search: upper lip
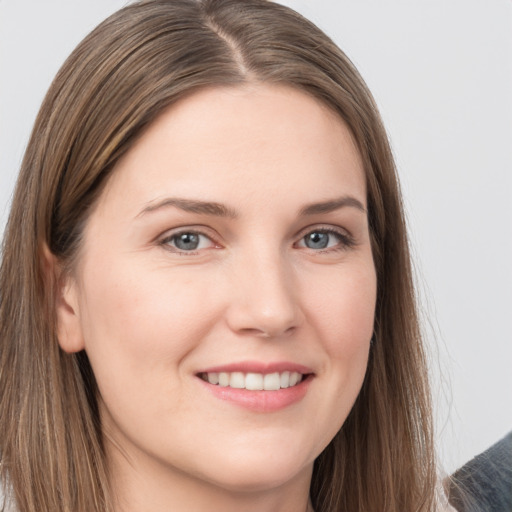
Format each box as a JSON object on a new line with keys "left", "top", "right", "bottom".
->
{"left": 197, "top": 361, "right": 314, "bottom": 375}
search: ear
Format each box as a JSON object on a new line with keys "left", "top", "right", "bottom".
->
{"left": 42, "top": 244, "right": 85, "bottom": 353}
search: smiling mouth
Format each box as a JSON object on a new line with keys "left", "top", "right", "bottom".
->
{"left": 198, "top": 371, "right": 307, "bottom": 391}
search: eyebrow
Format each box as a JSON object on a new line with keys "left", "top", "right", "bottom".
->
{"left": 299, "top": 196, "right": 366, "bottom": 215}
{"left": 137, "top": 197, "right": 238, "bottom": 219}
{"left": 136, "top": 195, "right": 366, "bottom": 219}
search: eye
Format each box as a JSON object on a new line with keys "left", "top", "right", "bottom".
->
{"left": 161, "top": 231, "right": 216, "bottom": 253}
{"left": 296, "top": 228, "right": 354, "bottom": 251}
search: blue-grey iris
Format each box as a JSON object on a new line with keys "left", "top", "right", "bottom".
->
{"left": 174, "top": 233, "right": 200, "bottom": 250}
{"left": 305, "top": 232, "right": 329, "bottom": 249}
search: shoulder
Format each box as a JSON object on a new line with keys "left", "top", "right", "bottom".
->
{"left": 447, "top": 431, "right": 512, "bottom": 512}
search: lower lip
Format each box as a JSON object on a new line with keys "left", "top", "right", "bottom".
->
{"left": 197, "top": 375, "right": 313, "bottom": 413}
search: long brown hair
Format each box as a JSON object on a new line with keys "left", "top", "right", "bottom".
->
{"left": 0, "top": 1, "right": 436, "bottom": 510}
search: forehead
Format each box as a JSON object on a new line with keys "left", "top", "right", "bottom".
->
{"left": 96, "top": 83, "right": 366, "bottom": 219}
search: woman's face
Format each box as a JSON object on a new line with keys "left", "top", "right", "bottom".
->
{"left": 58, "top": 85, "right": 376, "bottom": 495}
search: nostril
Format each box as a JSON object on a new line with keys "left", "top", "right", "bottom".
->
{"left": 239, "top": 325, "right": 296, "bottom": 339}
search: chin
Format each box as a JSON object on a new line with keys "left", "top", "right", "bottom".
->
{"left": 194, "top": 441, "right": 315, "bottom": 493}
{"left": 206, "top": 462, "right": 311, "bottom": 494}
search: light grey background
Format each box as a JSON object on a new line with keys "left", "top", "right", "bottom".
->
{"left": 1, "top": 0, "right": 511, "bottom": 475}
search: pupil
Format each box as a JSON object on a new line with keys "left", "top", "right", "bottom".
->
{"left": 175, "top": 233, "right": 199, "bottom": 250}
{"left": 306, "top": 232, "right": 328, "bottom": 249}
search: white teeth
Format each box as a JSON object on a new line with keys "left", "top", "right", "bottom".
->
{"left": 229, "top": 372, "right": 245, "bottom": 389}
{"left": 201, "top": 370, "right": 306, "bottom": 390}
{"left": 207, "top": 372, "right": 219, "bottom": 385}
{"left": 263, "top": 372, "right": 280, "bottom": 391}
{"left": 245, "top": 373, "right": 263, "bottom": 390}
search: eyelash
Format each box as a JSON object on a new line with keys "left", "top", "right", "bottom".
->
{"left": 159, "top": 230, "right": 218, "bottom": 255}
{"left": 159, "top": 226, "right": 355, "bottom": 255}
{"left": 296, "top": 227, "right": 356, "bottom": 253}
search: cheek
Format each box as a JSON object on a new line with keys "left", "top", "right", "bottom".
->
{"left": 77, "top": 259, "right": 222, "bottom": 377}
{"left": 296, "top": 261, "right": 376, "bottom": 453}
{"left": 309, "top": 263, "right": 376, "bottom": 358}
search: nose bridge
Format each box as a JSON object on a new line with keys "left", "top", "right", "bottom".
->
{"left": 227, "top": 242, "right": 302, "bottom": 338}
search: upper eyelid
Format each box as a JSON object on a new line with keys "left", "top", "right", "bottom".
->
{"left": 158, "top": 225, "right": 218, "bottom": 241}
{"left": 295, "top": 223, "right": 352, "bottom": 239}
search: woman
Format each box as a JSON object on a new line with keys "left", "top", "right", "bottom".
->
{"left": 0, "top": 0, "right": 444, "bottom": 510}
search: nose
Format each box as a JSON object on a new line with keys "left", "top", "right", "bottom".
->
{"left": 225, "top": 251, "right": 304, "bottom": 339}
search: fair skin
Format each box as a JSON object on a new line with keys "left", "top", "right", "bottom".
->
{"left": 55, "top": 84, "right": 377, "bottom": 512}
